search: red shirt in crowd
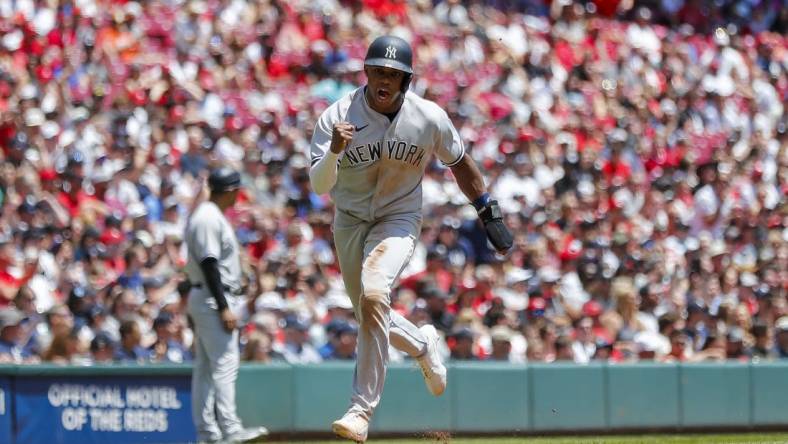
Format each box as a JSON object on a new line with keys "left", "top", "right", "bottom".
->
{"left": 400, "top": 269, "right": 454, "bottom": 296}
{"left": 57, "top": 190, "right": 99, "bottom": 217}
{"left": 0, "top": 265, "right": 36, "bottom": 307}
{"left": 601, "top": 158, "right": 631, "bottom": 185}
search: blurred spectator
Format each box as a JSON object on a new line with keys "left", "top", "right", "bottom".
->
{"left": 0, "top": 0, "right": 783, "bottom": 367}
{"left": 241, "top": 331, "right": 282, "bottom": 363}
{"left": 319, "top": 288, "right": 356, "bottom": 323}
{"left": 149, "top": 312, "right": 192, "bottom": 363}
{"left": 15, "top": 286, "right": 45, "bottom": 356}
{"left": 696, "top": 332, "right": 729, "bottom": 362}
{"left": 449, "top": 328, "right": 478, "bottom": 361}
{"left": 571, "top": 317, "right": 597, "bottom": 364}
{"left": 276, "top": 316, "right": 322, "bottom": 364}
{"left": 664, "top": 330, "right": 689, "bottom": 362}
{"left": 0, "top": 309, "right": 36, "bottom": 363}
{"left": 420, "top": 282, "right": 455, "bottom": 334}
{"left": 90, "top": 333, "right": 116, "bottom": 364}
{"left": 402, "top": 245, "right": 454, "bottom": 295}
{"left": 488, "top": 326, "right": 517, "bottom": 362}
{"left": 776, "top": 317, "right": 788, "bottom": 359}
{"left": 555, "top": 335, "right": 575, "bottom": 361}
{"left": 593, "top": 339, "right": 614, "bottom": 362}
{"left": 726, "top": 327, "right": 751, "bottom": 361}
{"left": 0, "top": 237, "right": 38, "bottom": 305}
{"left": 114, "top": 320, "right": 151, "bottom": 363}
{"left": 526, "top": 339, "right": 547, "bottom": 361}
{"left": 435, "top": 216, "right": 475, "bottom": 268}
{"left": 43, "top": 329, "right": 82, "bottom": 365}
{"left": 536, "top": 323, "right": 559, "bottom": 362}
{"left": 634, "top": 331, "right": 670, "bottom": 361}
{"left": 41, "top": 305, "right": 76, "bottom": 349}
{"left": 319, "top": 319, "right": 358, "bottom": 361}
{"left": 750, "top": 322, "right": 773, "bottom": 360}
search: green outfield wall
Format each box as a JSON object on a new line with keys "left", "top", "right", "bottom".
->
{"left": 237, "top": 361, "right": 788, "bottom": 433}
{"left": 1, "top": 361, "right": 787, "bottom": 442}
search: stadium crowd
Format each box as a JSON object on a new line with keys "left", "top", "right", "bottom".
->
{"left": 0, "top": 0, "right": 786, "bottom": 366}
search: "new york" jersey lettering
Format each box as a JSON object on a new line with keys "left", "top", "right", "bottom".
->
{"left": 344, "top": 139, "right": 425, "bottom": 167}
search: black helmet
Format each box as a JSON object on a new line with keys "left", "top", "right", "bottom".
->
{"left": 208, "top": 167, "right": 241, "bottom": 192}
{"left": 364, "top": 35, "right": 413, "bottom": 92}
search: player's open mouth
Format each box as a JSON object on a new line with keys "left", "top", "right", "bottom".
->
{"left": 377, "top": 88, "right": 390, "bottom": 101}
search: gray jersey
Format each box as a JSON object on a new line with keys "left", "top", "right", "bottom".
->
{"left": 184, "top": 201, "right": 243, "bottom": 298}
{"left": 310, "top": 87, "right": 464, "bottom": 221}
{"left": 186, "top": 201, "right": 255, "bottom": 441}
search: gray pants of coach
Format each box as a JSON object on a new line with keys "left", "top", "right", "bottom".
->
{"left": 333, "top": 211, "right": 429, "bottom": 421}
{"left": 188, "top": 289, "right": 244, "bottom": 442}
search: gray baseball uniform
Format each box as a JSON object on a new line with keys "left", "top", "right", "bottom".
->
{"left": 184, "top": 201, "right": 245, "bottom": 442}
{"left": 310, "top": 87, "right": 464, "bottom": 420}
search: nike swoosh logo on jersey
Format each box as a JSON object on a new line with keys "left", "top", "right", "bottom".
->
{"left": 355, "top": 124, "right": 369, "bottom": 132}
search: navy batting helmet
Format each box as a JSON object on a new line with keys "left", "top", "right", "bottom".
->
{"left": 364, "top": 35, "right": 413, "bottom": 93}
{"left": 208, "top": 167, "right": 241, "bottom": 193}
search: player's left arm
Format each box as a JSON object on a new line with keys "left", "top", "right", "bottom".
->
{"left": 449, "top": 154, "right": 513, "bottom": 254}
{"left": 433, "top": 108, "right": 513, "bottom": 254}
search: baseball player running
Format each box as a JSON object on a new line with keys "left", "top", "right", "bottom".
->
{"left": 310, "top": 36, "right": 513, "bottom": 442}
{"left": 185, "top": 167, "right": 268, "bottom": 443}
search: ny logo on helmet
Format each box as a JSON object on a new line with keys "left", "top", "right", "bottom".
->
{"left": 385, "top": 45, "right": 397, "bottom": 59}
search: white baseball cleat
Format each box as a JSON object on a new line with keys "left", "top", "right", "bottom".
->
{"left": 332, "top": 411, "right": 369, "bottom": 443}
{"left": 416, "top": 324, "right": 447, "bottom": 396}
{"left": 224, "top": 426, "right": 269, "bottom": 443}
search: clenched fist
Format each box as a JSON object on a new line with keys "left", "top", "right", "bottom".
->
{"left": 330, "top": 122, "right": 354, "bottom": 154}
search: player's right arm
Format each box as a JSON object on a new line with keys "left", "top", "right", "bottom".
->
{"left": 199, "top": 258, "right": 236, "bottom": 332}
{"left": 309, "top": 108, "right": 354, "bottom": 195}
{"left": 190, "top": 217, "right": 235, "bottom": 331}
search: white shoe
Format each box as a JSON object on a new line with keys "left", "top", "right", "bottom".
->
{"left": 225, "top": 426, "right": 269, "bottom": 443}
{"left": 416, "top": 324, "right": 447, "bottom": 396}
{"left": 196, "top": 434, "right": 222, "bottom": 444}
{"left": 332, "top": 411, "right": 369, "bottom": 443}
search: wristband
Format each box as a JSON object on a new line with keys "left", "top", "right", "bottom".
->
{"left": 472, "top": 193, "right": 491, "bottom": 212}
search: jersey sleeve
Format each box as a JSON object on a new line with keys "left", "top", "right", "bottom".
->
{"left": 309, "top": 104, "right": 343, "bottom": 194}
{"left": 434, "top": 109, "right": 465, "bottom": 167}
{"left": 310, "top": 106, "right": 337, "bottom": 167}
{"left": 190, "top": 216, "right": 222, "bottom": 261}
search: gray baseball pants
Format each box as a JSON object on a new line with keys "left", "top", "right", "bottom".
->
{"left": 187, "top": 289, "right": 244, "bottom": 442}
{"left": 333, "top": 210, "right": 429, "bottom": 421}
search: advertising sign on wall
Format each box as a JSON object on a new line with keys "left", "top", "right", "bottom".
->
{"left": 14, "top": 375, "right": 195, "bottom": 444}
{"left": 0, "top": 376, "right": 12, "bottom": 444}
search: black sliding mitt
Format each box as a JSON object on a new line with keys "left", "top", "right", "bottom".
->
{"left": 478, "top": 200, "right": 513, "bottom": 253}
